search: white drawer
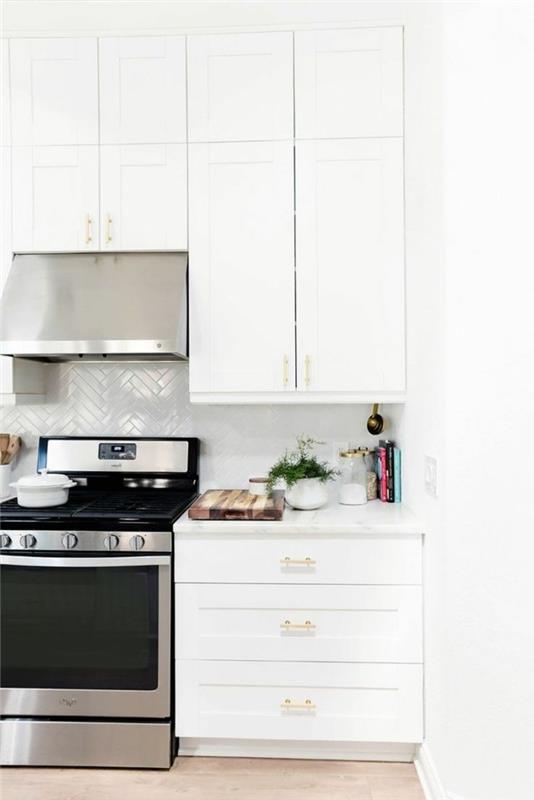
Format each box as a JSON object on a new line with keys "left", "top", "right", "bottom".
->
{"left": 176, "top": 583, "right": 422, "bottom": 663}
{"left": 174, "top": 535, "right": 421, "bottom": 585}
{"left": 176, "top": 660, "right": 423, "bottom": 743}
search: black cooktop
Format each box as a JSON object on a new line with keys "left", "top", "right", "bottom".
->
{"left": 0, "top": 487, "right": 197, "bottom": 531}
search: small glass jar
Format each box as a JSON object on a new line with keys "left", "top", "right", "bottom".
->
{"left": 338, "top": 450, "right": 368, "bottom": 505}
{"left": 356, "top": 447, "right": 377, "bottom": 501}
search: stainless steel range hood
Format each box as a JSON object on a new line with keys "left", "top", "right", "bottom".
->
{"left": 0, "top": 252, "right": 188, "bottom": 362}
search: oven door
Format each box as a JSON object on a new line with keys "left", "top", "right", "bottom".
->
{"left": 0, "top": 554, "right": 170, "bottom": 719}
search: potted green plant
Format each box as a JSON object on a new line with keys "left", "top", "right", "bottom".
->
{"left": 266, "top": 436, "right": 337, "bottom": 510}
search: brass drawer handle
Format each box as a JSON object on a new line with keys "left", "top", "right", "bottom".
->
{"left": 280, "top": 557, "right": 316, "bottom": 567}
{"left": 283, "top": 355, "right": 289, "bottom": 387}
{"left": 105, "top": 214, "right": 113, "bottom": 244}
{"left": 85, "top": 213, "right": 93, "bottom": 244}
{"left": 280, "top": 620, "right": 316, "bottom": 630}
{"left": 304, "top": 355, "right": 311, "bottom": 387}
{"left": 281, "top": 698, "right": 316, "bottom": 710}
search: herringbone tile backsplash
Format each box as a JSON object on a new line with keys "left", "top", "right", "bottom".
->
{"left": 1, "top": 363, "right": 398, "bottom": 488}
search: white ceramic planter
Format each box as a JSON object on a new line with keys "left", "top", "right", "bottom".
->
{"left": 285, "top": 478, "right": 328, "bottom": 510}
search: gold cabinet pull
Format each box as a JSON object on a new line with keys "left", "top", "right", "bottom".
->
{"left": 281, "top": 699, "right": 316, "bottom": 711}
{"left": 283, "top": 355, "right": 289, "bottom": 387}
{"left": 105, "top": 214, "right": 113, "bottom": 244}
{"left": 85, "top": 213, "right": 93, "bottom": 244}
{"left": 304, "top": 355, "right": 311, "bottom": 387}
{"left": 280, "top": 556, "right": 316, "bottom": 567}
{"left": 280, "top": 620, "right": 316, "bottom": 630}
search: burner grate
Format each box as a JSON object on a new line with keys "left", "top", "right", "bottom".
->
{"left": 75, "top": 490, "right": 190, "bottom": 520}
{"left": 0, "top": 488, "right": 195, "bottom": 524}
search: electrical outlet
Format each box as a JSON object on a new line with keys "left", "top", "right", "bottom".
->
{"left": 424, "top": 455, "right": 438, "bottom": 497}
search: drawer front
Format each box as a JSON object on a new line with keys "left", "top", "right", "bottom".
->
{"left": 176, "top": 584, "right": 422, "bottom": 663}
{"left": 176, "top": 660, "right": 423, "bottom": 743}
{"left": 174, "top": 536, "right": 421, "bottom": 585}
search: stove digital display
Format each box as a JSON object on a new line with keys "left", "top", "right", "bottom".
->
{"left": 98, "top": 443, "right": 137, "bottom": 460}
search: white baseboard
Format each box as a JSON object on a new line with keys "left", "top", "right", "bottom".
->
{"left": 415, "top": 743, "right": 470, "bottom": 800}
{"left": 178, "top": 738, "right": 416, "bottom": 762}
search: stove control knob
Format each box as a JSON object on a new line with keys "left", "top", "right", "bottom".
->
{"left": 62, "top": 533, "right": 78, "bottom": 550}
{"left": 104, "top": 534, "right": 119, "bottom": 551}
{"left": 130, "top": 535, "right": 145, "bottom": 551}
{"left": 20, "top": 534, "right": 37, "bottom": 549}
{"left": 1, "top": 534, "right": 12, "bottom": 548}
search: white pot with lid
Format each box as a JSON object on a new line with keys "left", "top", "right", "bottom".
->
{"left": 10, "top": 470, "right": 77, "bottom": 508}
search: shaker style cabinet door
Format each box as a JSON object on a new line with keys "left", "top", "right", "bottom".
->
{"left": 187, "top": 32, "right": 293, "bottom": 142}
{"left": 12, "top": 146, "right": 99, "bottom": 252}
{"left": 188, "top": 141, "right": 295, "bottom": 393}
{"left": 99, "top": 36, "right": 186, "bottom": 144}
{"left": 296, "top": 139, "right": 405, "bottom": 393}
{"left": 10, "top": 38, "right": 98, "bottom": 145}
{"left": 295, "top": 28, "right": 403, "bottom": 139}
{"left": 100, "top": 144, "right": 187, "bottom": 250}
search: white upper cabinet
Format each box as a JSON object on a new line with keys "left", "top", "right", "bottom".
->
{"left": 10, "top": 38, "right": 98, "bottom": 145}
{"left": 12, "top": 146, "right": 99, "bottom": 252}
{"left": 99, "top": 37, "right": 186, "bottom": 144}
{"left": 295, "top": 28, "right": 403, "bottom": 139}
{"left": 187, "top": 32, "right": 293, "bottom": 142}
{"left": 296, "top": 138, "right": 405, "bottom": 394}
{"left": 100, "top": 144, "right": 187, "bottom": 250}
{"left": 188, "top": 141, "right": 295, "bottom": 393}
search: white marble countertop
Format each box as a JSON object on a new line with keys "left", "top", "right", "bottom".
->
{"left": 174, "top": 498, "right": 422, "bottom": 536}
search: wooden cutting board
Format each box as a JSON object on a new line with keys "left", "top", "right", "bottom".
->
{"left": 188, "top": 490, "right": 284, "bottom": 521}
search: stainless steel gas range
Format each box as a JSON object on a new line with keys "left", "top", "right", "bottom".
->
{"left": 0, "top": 436, "right": 199, "bottom": 769}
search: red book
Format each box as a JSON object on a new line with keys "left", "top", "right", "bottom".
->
{"left": 377, "top": 447, "right": 387, "bottom": 502}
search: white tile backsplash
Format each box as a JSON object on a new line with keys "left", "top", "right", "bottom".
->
{"left": 1, "top": 363, "right": 402, "bottom": 488}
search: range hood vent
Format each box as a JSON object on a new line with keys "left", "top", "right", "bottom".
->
{"left": 0, "top": 252, "right": 188, "bottom": 362}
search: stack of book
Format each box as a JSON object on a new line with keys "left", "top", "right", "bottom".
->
{"left": 376, "top": 440, "right": 402, "bottom": 503}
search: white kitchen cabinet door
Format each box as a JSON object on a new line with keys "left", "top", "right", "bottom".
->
{"left": 188, "top": 141, "right": 295, "bottom": 393}
{"left": 187, "top": 32, "right": 293, "bottom": 142}
{"left": 176, "top": 660, "right": 423, "bottom": 743}
{"left": 296, "top": 139, "right": 405, "bottom": 393}
{"left": 175, "top": 534, "right": 421, "bottom": 585}
{"left": 100, "top": 144, "right": 187, "bottom": 250}
{"left": 99, "top": 37, "right": 186, "bottom": 144}
{"left": 12, "top": 146, "right": 99, "bottom": 252}
{"left": 10, "top": 38, "right": 98, "bottom": 145}
{"left": 176, "top": 583, "right": 423, "bottom": 663}
{"left": 295, "top": 28, "right": 403, "bottom": 139}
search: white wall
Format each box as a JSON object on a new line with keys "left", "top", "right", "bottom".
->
{"left": 401, "top": 3, "right": 534, "bottom": 800}
{"left": 438, "top": 4, "right": 533, "bottom": 799}
{"left": 396, "top": 3, "right": 450, "bottom": 790}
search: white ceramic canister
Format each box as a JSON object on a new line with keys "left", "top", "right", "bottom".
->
{"left": 249, "top": 477, "right": 269, "bottom": 496}
{"left": 0, "top": 464, "right": 11, "bottom": 499}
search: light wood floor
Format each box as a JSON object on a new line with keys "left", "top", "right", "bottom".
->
{"left": 1, "top": 757, "right": 425, "bottom": 800}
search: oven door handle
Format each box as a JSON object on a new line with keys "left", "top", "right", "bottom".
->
{"left": 0, "top": 555, "right": 170, "bottom": 568}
